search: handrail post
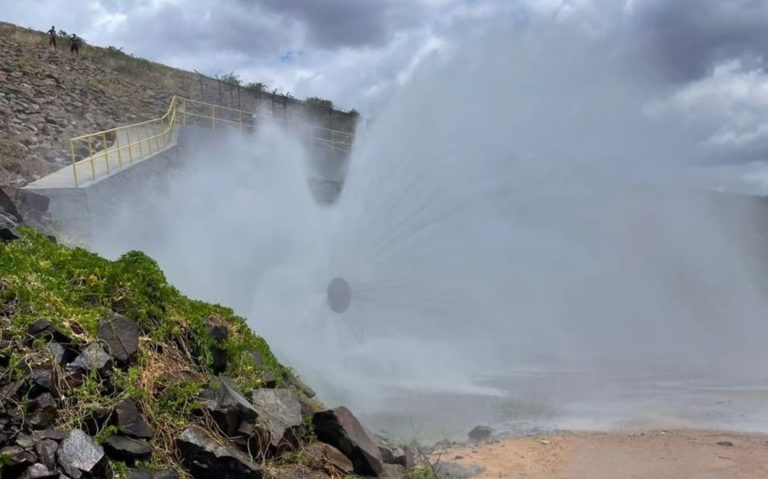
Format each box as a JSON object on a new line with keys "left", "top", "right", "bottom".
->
{"left": 137, "top": 126, "right": 145, "bottom": 159}
{"left": 115, "top": 131, "right": 123, "bottom": 168}
{"left": 126, "top": 127, "right": 134, "bottom": 163}
{"left": 70, "top": 139, "right": 78, "bottom": 187}
{"left": 102, "top": 133, "right": 111, "bottom": 174}
{"left": 154, "top": 122, "right": 161, "bottom": 151}
{"left": 87, "top": 137, "right": 96, "bottom": 181}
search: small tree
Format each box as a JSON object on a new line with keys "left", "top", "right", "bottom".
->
{"left": 305, "top": 96, "right": 334, "bottom": 110}
{"left": 220, "top": 72, "right": 241, "bottom": 86}
{"left": 245, "top": 82, "right": 267, "bottom": 93}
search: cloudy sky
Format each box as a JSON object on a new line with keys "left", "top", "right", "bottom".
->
{"left": 2, "top": 0, "right": 768, "bottom": 153}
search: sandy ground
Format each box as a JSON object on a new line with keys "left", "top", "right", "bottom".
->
{"left": 435, "top": 430, "right": 768, "bottom": 479}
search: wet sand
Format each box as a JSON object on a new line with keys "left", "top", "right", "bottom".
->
{"left": 435, "top": 430, "right": 768, "bottom": 479}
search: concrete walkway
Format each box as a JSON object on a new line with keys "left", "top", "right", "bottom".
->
{"left": 25, "top": 124, "right": 176, "bottom": 189}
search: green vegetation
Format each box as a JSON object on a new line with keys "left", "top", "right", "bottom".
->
{"left": 0, "top": 227, "right": 294, "bottom": 472}
{"left": 305, "top": 96, "right": 334, "bottom": 110}
{"left": 99, "top": 45, "right": 154, "bottom": 75}
{"left": 245, "top": 81, "right": 268, "bottom": 93}
{"left": 405, "top": 466, "right": 440, "bottom": 479}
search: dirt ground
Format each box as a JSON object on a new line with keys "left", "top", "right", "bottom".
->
{"left": 435, "top": 430, "right": 768, "bottom": 479}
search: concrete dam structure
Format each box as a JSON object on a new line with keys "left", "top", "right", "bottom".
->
{"left": 23, "top": 96, "right": 355, "bottom": 240}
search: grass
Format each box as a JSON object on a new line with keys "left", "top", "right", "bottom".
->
{"left": 0, "top": 227, "right": 296, "bottom": 474}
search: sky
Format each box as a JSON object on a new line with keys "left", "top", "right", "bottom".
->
{"left": 2, "top": 0, "right": 768, "bottom": 157}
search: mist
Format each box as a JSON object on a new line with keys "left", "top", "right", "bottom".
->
{"left": 90, "top": 6, "right": 768, "bottom": 438}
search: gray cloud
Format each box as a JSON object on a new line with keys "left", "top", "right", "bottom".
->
{"left": 628, "top": 0, "right": 768, "bottom": 83}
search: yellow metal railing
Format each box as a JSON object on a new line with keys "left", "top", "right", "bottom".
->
{"left": 69, "top": 96, "right": 354, "bottom": 187}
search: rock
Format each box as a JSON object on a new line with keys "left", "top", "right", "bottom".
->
{"left": 313, "top": 406, "right": 384, "bottom": 476}
{"left": 45, "top": 341, "right": 74, "bottom": 365}
{"left": 19, "top": 463, "right": 58, "bottom": 479}
{"left": 30, "top": 365, "right": 55, "bottom": 394}
{"left": 82, "top": 408, "right": 112, "bottom": 437}
{"left": 176, "top": 425, "right": 261, "bottom": 479}
{"left": 718, "top": 440, "right": 735, "bottom": 447}
{"left": 114, "top": 399, "right": 153, "bottom": 439}
{"left": 394, "top": 445, "right": 416, "bottom": 469}
{"left": 468, "top": 425, "right": 493, "bottom": 442}
{"left": 209, "top": 377, "right": 257, "bottom": 436}
{"left": 0, "top": 380, "right": 24, "bottom": 402}
{"left": 16, "top": 433, "right": 36, "bottom": 449}
{"left": 379, "top": 445, "right": 395, "bottom": 464}
{"left": 28, "top": 393, "right": 57, "bottom": 429}
{"left": 208, "top": 323, "right": 228, "bottom": 374}
{"left": 34, "top": 439, "right": 58, "bottom": 470}
{"left": 0, "top": 187, "right": 21, "bottom": 222}
{"left": 97, "top": 315, "right": 141, "bottom": 364}
{"left": 250, "top": 389, "right": 302, "bottom": 448}
{"left": 102, "top": 435, "right": 153, "bottom": 462}
{"left": 304, "top": 442, "right": 353, "bottom": 475}
{"left": 0, "top": 212, "right": 19, "bottom": 242}
{"left": 0, "top": 446, "right": 38, "bottom": 477}
{"left": 16, "top": 190, "right": 50, "bottom": 216}
{"left": 56, "top": 429, "right": 106, "bottom": 479}
{"left": 18, "top": 462, "right": 57, "bottom": 479}
{"left": 33, "top": 430, "right": 68, "bottom": 441}
{"left": 68, "top": 343, "right": 111, "bottom": 374}
{"left": 27, "top": 319, "right": 69, "bottom": 343}
{"left": 293, "top": 376, "right": 316, "bottom": 399}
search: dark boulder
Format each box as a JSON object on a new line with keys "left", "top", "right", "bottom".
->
{"left": 114, "top": 399, "right": 153, "bottom": 439}
{"left": 56, "top": 429, "right": 106, "bottom": 479}
{"left": 250, "top": 389, "right": 302, "bottom": 448}
{"left": 468, "top": 425, "right": 493, "bottom": 442}
{"left": 27, "top": 319, "right": 70, "bottom": 344}
{"left": 29, "top": 366, "right": 56, "bottom": 395}
{"left": 34, "top": 439, "right": 58, "bottom": 471}
{"left": 82, "top": 408, "right": 112, "bottom": 437}
{"left": 28, "top": 393, "right": 57, "bottom": 429}
{"left": 0, "top": 188, "right": 21, "bottom": 222}
{"left": 16, "top": 190, "right": 50, "bottom": 217}
{"left": 102, "top": 435, "right": 153, "bottom": 462}
{"left": 97, "top": 315, "right": 141, "bottom": 364}
{"left": 208, "top": 323, "right": 228, "bottom": 374}
{"left": 176, "top": 425, "right": 261, "bottom": 479}
{"left": 0, "top": 212, "right": 19, "bottom": 242}
{"left": 45, "top": 341, "right": 75, "bottom": 365}
{"left": 208, "top": 377, "right": 257, "bottom": 436}
{"left": 304, "top": 442, "right": 353, "bottom": 475}
{"left": 312, "top": 406, "right": 384, "bottom": 476}
{"left": 0, "top": 445, "right": 37, "bottom": 477}
{"left": 68, "top": 343, "right": 112, "bottom": 374}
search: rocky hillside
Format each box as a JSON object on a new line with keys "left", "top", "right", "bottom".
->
{"left": 0, "top": 22, "right": 357, "bottom": 188}
{"left": 0, "top": 193, "right": 424, "bottom": 479}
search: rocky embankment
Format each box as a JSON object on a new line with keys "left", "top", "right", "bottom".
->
{"left": 0, "top": 194, "right": 420, "bottom": 479}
